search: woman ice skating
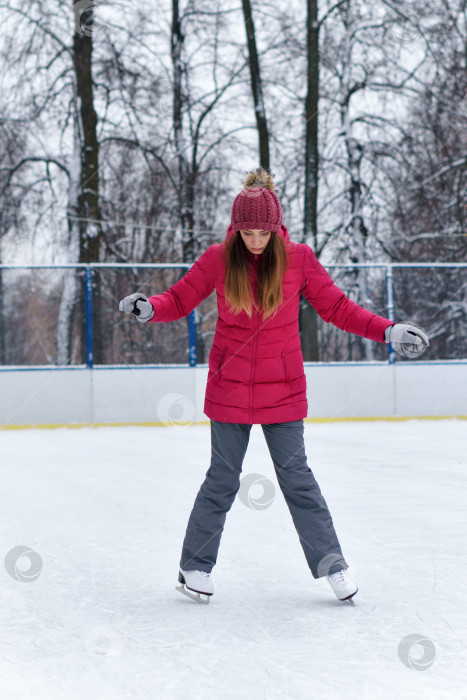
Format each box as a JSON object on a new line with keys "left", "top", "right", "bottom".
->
{"left": 119, "top": 167, "right": 429, "bottom": 606}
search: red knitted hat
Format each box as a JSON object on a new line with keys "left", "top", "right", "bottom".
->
{"left": 230, "top": 167, "right": 283, "bottom": 234}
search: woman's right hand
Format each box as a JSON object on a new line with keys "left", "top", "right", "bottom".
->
{"left": 119, "top": 293, "right": 155, "bottom": 323}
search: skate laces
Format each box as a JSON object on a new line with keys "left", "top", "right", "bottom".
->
{"left": 196, "top": 570, "right": 210, "bottom": 579}
{"left": 329, "top": 570, "right": 346, "bottom": 584}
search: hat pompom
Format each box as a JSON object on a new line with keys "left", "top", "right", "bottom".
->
{"left": 242, "top": 166, "right": 276, "bottom": 192}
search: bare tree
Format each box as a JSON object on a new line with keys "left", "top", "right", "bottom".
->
{"left": 0, "top": 114, "right": 27, "bottom": 363}
{"left": 241, "top": 0, "right": 270, "bottom": 169}
{"left": 378, "top": 0, "right": 467, "bottom": 359}
{"left": 0, "top": 2, "right": 103, "bottom": 364}
{"left": 300, "top": 0, "right": 321, "bottom": 361}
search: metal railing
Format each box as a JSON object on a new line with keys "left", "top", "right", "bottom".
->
{"left": 1, "top": 262, "right": 196, "bottom": 368}
{"left": 328, "top": 262, "right": 467, "bottom": 364}
{"left": 2, "top": 261, "right": 467, "bottom": 367}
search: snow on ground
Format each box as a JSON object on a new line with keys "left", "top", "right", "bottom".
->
{"left": 0, "top": 419, "right": 466, "bottom": 700}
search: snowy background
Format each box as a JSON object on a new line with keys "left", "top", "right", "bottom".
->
{"left": 1, "top": 419, "right": 465, "bottom": 699}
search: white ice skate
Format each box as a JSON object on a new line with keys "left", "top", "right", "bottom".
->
{"left": 327, "top": 569, "right": 358, "bottom": 605}
{"left": 175, "top": 568, "right": 215, "bottom": 605}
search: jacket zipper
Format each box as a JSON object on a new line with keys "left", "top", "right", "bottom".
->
{"left": 249, "top": 257, "right": 259, "bottom": 423}
{"left": 249, "top": 309, "right": 257, "bottom": 423}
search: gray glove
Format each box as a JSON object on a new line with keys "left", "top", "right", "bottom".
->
{"left": 119, "top": 293, "right": 154, "bottom": 323}
{"left": 384, "top": 322, "right": 429, "bottom": 357}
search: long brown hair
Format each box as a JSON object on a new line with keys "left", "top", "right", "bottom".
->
{"left": 222, "top": 231, "right": 289, "bottom": 320}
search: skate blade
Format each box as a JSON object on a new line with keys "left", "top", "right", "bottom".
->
{"left": 343, "top": 596, "right": 356, "bottom": 606}
{"left": 341, "top": 589, "right": 358, "bottom": 606}
{"left": 175, "top": 583, "right": 211, "bottom": 605}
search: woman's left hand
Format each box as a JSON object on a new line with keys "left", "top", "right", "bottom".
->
{"left": 384, "top": 322, "right": 429, "bottom": 357}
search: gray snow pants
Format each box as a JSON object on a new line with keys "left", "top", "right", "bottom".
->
{"left": 179, "top": 419, "right": 348, "bottom": 579}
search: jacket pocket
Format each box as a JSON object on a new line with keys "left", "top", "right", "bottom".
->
{"left": 217, "top": 348, "right": 227, "bottom": 379}
{"left": 281, "top": 350, "right": 289, "bottom": 384}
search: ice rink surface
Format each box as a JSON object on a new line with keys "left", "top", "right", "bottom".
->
{"left": 0, "top": 419, "right": 466, "bottom": 700}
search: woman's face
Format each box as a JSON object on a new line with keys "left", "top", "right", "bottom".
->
{"left": 239, "top": 229, "right": 272, "bottom": 254}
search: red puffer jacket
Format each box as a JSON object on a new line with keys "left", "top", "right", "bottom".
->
{"left": 148, "top": 224, "right": 394, "bottom": 424}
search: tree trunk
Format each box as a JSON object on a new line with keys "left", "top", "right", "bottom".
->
{"left": 0, "top": 266, "right": 4, "bottom": 364}
{"left": 57, "top": 93, "right": 81, "bottom": 366}
{"left": 340, "top": 2, "right": 373, "bottom": 361}
{"left": 300, "top": 0, "right": 320, "bottom": 361}
{"left": 241, "top": 0, "right": 270, "bottom": 170}
{"left": 171, "top": 0, "right": 205, "bottom": 363}
{"left": 344, "top": 132, "right": 373, "bottom": 360}
{"left": 72, "top": 2, "right": 102, "bottom": 363}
